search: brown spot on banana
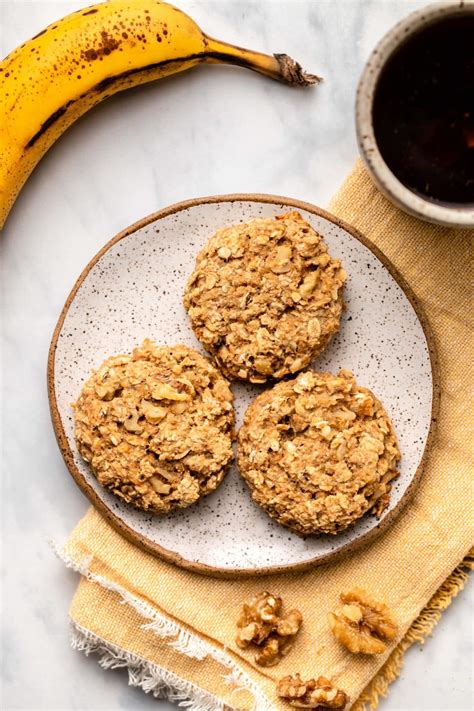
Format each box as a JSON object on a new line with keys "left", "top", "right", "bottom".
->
{"left": 81, "top": 31, "right": 121, "bottom": 62}
{"left": 26, "top": 102, "right": 73, "bottom": 148}
{"left": 31, "top": 29, "right": 47, "bottom": 40}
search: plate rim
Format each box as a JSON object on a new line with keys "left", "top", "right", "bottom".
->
{"left": 47, "top": 193, "right": 440, "bottom": 578}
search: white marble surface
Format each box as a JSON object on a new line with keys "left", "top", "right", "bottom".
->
{"left": 1, "top": 1, "right": 472, "bottom": 709}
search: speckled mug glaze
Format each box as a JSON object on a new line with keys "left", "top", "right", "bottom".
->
{"left": 48, "top": 195, "right": 438, "bottom": 577}
{"left": 356, "top": 1, "right": 474, "bottom": 228}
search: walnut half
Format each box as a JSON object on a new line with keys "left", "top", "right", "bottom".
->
{"left": 236, "top": 591, "right": 302, "bottom": 667}
{"left": 329, "top": 588, "right": 398, "bottom": 655}
{"left": 277, "top": 674, "right": 348, "bottom": 709}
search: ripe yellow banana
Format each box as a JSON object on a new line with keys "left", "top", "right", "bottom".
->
{"left": 0, "top": 0, "right": 318, "bottom": 229}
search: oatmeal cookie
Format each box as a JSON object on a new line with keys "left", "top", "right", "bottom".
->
{"left": 73, "top": 340, "right": 234, "bottom": 513}
{"left": 183, "top": 211, "right": 346, "bottom": 383}
{"left": 237, "top": 369, "right": 400, "bottom": 535}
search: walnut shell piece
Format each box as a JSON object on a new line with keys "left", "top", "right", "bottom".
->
{"left": 235, "top": 592, "right": 302, "bottom": 667}
{"left": 73, "top": 340, "right": 234, "bottom": 514}
{"left": 183, "top": 211, "right": 346, "bottom": 383}
{"left": 277, "top": 674, "right": 348, "bottom": 709}
{"left": 329, "top": 587, "right": 398, "bottom": 655}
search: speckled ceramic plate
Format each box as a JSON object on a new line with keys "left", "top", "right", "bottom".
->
{"left": 48, "top": 194, "right": 439, "bottom": 577}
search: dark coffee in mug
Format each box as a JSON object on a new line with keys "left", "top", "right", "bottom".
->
{"left": 372, "top": 14, "right": 474, "bottom": 205}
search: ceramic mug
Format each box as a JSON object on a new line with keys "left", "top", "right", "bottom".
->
{"left": 356, "top": 1, "right": 474, "bottom": 228}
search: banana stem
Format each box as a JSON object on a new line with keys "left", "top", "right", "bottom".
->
{"left": 203, "top": 35, "right": 321, "bottom": 86}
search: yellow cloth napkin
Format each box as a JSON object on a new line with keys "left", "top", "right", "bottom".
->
{"left": 60, "top": 160, "right": 474, "bottom": 710}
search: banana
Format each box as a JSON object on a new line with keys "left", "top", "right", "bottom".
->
{"left": 0, "top": 0, "right": 318, "bottom": 229}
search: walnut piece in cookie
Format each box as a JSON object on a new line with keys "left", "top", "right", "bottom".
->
{"left": 183, "top": 211, "right": 346, "bottom": 383}
{"left": 237, "top": 369, "right": 400, "bottom": 536}
{"left": 329, "top": 588, "right": 398, "bottom": 654}
{"left": 73, "top": 340, "right": 234, "bottom": 513}
{"left": 236, "top": 591, "right": 302, "bottom": 667}
{"left": 277, "top": 674, "right": 348, "bottom": 709}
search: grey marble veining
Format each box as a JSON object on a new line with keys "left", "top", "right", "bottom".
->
{"left": 1, "top": 1, "right": 472, "bottom": 710}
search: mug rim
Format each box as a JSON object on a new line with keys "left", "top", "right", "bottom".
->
{"left": 356, "top": 0, "right": 474, "bottom": 228}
